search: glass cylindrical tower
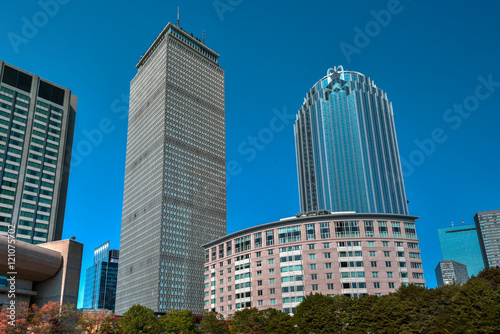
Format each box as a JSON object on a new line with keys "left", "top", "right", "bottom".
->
{"left": 294, "top": 67, "right": 408, "bottom": 215}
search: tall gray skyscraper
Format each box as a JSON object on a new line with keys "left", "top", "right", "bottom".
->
{"left": 0, "top": 60, "right": 76, "bottom": 244}
{"left": 294, "top": 66, "right": 408, "bottom": 215}
{"left": 115, "top": 22, "right": 226, "bottom": 314}
{"left": 474, "top": 210, "right": 500, "bottom": 268}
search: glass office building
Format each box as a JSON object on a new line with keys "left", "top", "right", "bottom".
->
{"left": 115, "top": 22, "right": 226, "bottom": 314}
{"left": 83, "top": 241, "right": 119, "bottom": 311}
{"left": 474, "top": 210, "right": 500, "bottom": 268}
{"left": 0, "top": 61, "right": 76, "bottom": 244}
{"left": 294, "top": 67, "right": 408, "bottom": 215}
{"left": 437, "top": 224, "right": 484, "bottom": 277}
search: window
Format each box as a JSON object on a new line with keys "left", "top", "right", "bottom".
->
{"left": 269, "top": 278, "right": 275, "bottom": 284}
{"left": 387, "top": 272, "right": 393, "bottom": 278}
{"left": 268, "top": 249, "right": 274, "bottom": 255}
{"left": 370, "top": 261, "right": 377, "bottom": 267}
{"left": 385, "top": 261, "right": 392, "bottom": 267}
{"left": 335, "top": 221, "right": 360, "bottom": 237}
{"left": 388, "top": 282, "right": 395, "bottom": 289}
{"left": 311, "top": 274, "right": 317, "bottom": 280}
{"left": 327, "top": 283, "right": 334, "bottom": 290}
{"left": 266, "top": 230, "right": 275, "bottom": 246}
{"left": 270, "top": 299, "right": 276, "bottom": 305}
{"left": 270, "top": 288, "right": 275, "bottom": 294}
{"left": 373, "top": 282, "right": 380, "bottom": 289}
{"left": 257, "top": 270, "right": 262, "bottom": 276}
{"left": 372, "top": 272, "right": 379, "bottom": 278}
{"left": 324, "top": 253, "right": 331, "bottom": 259}
{"left": 257, "top": 261, "right": 262, "bottom": 267}
{"left": 278, "top": 225, "right": 302, "bottom": 244}
{"left": 257, "top": 280, "right": 263, "bottom": 286}
{"left": 325, "top": 263, "right": 332, "bottom": 269}
{"left": 323, "top": 242, "right": 330, "bottom": 248}
{"left": 391, "top": 222, "right": 402, "bottom": 237}
{"left": 384, "top": 251, "right": 390, "bottom": 257}
{"left": 369, "top": 251, "right": 376, "bottom": 257}
{"left": 309, "top": 254, "right": 316, "bottom": 260}
{"left": 411, "top": 262, "right": 422, "bottom": 269}
{"left": 256, "top": 251, "right": 261, "bottom": 257}
{"left": 220, "top": 297, "right": 224, "bottom": 302}
{"left": 308, "top": 244, "right": 315, "bottom": 250}
{"left": 306, "top": 224, "right": 316, "bottom": 240}
{"left": 399, "top": 262, "right": 406, "bottom": 268}
{"left": 412, "top": 273, "right": 424, "bottom": 279}
{"left": 258, "top": 290, "right": 263, "bottom": 296}
{"left": 368, "top": 241, "right": 375, "bottom": 247}
{"left": 254, "top": 232, "right": 262, "bottom": 248}
{"left": 364, "top": 220, "right": 374, "bottom": 237}
{"left": 409, "top": 252, "right": 420, "bottom": 259}
{"left": 382, "top": 241, "right": 389, "bottom": 247}
{"left": 320, "top": 222, "right": 330, "bottom": 238}
{"left": 378, "top": 221, "right": 388, "bottom": 237}
{"left": 312, "top": 284, "right": 318, "bottom": 291}
{"left": 268, "top": 259, "right": 274, "bottom": 265}
{"left": 220, "top": 279, "right": 224, "bottom": 285}
{"left": 404, "top": 223, "right": 417, "bottom": 239}
{"left": 310, "top": 264, "right": 317, "bottom": 270}
{"left": 269, "top": 268, "right": 275, "bottom": 274}
{"left": 326, "top": 273, "right": 333, "bottom": 279}
{"left": 258, "top": 300, "right": 263, "bottom": 306}
{"left": 235, "top": 235, "right": 251, "bottom": 253}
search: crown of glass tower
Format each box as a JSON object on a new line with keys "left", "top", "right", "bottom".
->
{"left": 294, "top": 66, "right": 408, "bottom": 215}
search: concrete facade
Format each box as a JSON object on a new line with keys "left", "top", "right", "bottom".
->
{"left": 116, "top": 22, "right": 226, "bottom": 315}
{"left": 202, "top": 213, "right": 425, "bottom": 318}
{"left": 0, "top": 237, "right": 83, "bottom": 307}
{"left": 435, "top": 260, "right": 468, "bottom": 286}
{"left": 0, "top": 60, "right": 76, "bottom": 244}
{"left": 474, "top": 210, "right": 500, "bottom": 268}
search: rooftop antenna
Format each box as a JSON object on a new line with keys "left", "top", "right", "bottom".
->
{"left": 177, "top": 6, "right": 180, "bottom": 27}
{"left": 462, "top": 219, "right": 465, "bottom": 225}
{"left": 451, "top": 221, "right": 454, "bottom": 227}
{"left": 202, "top": 30, "right": 205, "bottom": 44}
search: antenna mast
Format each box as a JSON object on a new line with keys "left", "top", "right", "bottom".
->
{"left": 203, "top": 30, "right": 205, "bottom": 44}
{"left": 177, "top": 6, "right": 180, "bottom": 27}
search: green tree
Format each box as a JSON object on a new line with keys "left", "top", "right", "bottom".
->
{"left": 258, "top": 308, "right": 295, "bottom": 334}
{"left": 229, "top": 307, "right": 265, "bottom": 334}
{"left": 199, "top": 312, "right": 229, "bottom": 334}
{"left": 476, "top": 267, "right": 500, "bottom": 289}
{"left": 97, "top": 315, "right": 123, "bottom": 334}
{"left": 160, "top": 309, "right": 198, "bottom": 334}
{"left": 119, "top": 304, "right": 160, "bottom": 334}
{"left": 448, "top": 278, "right": 500, "bottom": 333}
{"left": 294, "top": 293, "right": 337, "bottom": 334}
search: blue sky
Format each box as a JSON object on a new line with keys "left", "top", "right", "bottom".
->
{"left": 1, "top": 0, "right": 499, "bottom": 308}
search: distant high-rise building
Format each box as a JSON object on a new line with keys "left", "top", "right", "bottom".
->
{"left": 115, "top": 22, "right": 226, "bottom": 314}
{"left": 294, "top": 66, "right": 408, "bottom": 215}
{"left": 435, "top": 260, "right": 469, "bottom": 286}
{"left": 0, "top": 61, "right": 76, "bottom": 244}
{"left": 83, "top": 241, "right": 119, "bottom": 311}
{"left": 437, "top": 224, "right": 484, "bottom": 277}
{"left": 474, "top": 210, "right": 500, "bottom": 268}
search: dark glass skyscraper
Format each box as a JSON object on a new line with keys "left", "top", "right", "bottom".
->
{"left": 294, "top": 67, "right": 408, "bottom": 215}
{"left": 83, "top": 241, "right": 119, "bottom": 311}
{"left": 115, "top": 22, "right": 226, "bottom": 314}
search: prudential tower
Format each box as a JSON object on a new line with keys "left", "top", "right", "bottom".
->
{"left": 115, "top": 22, "right": 226, "bottom": 314}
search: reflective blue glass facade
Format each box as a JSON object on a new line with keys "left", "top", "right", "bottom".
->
{"left": 437, "top": 225, "right": 484, "bottom": 277}
{"left": 83, "top": 241, "right": 119, "bottom": 311}
{"left": 294, "top": 67, "right": 408, "bottom": 215}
